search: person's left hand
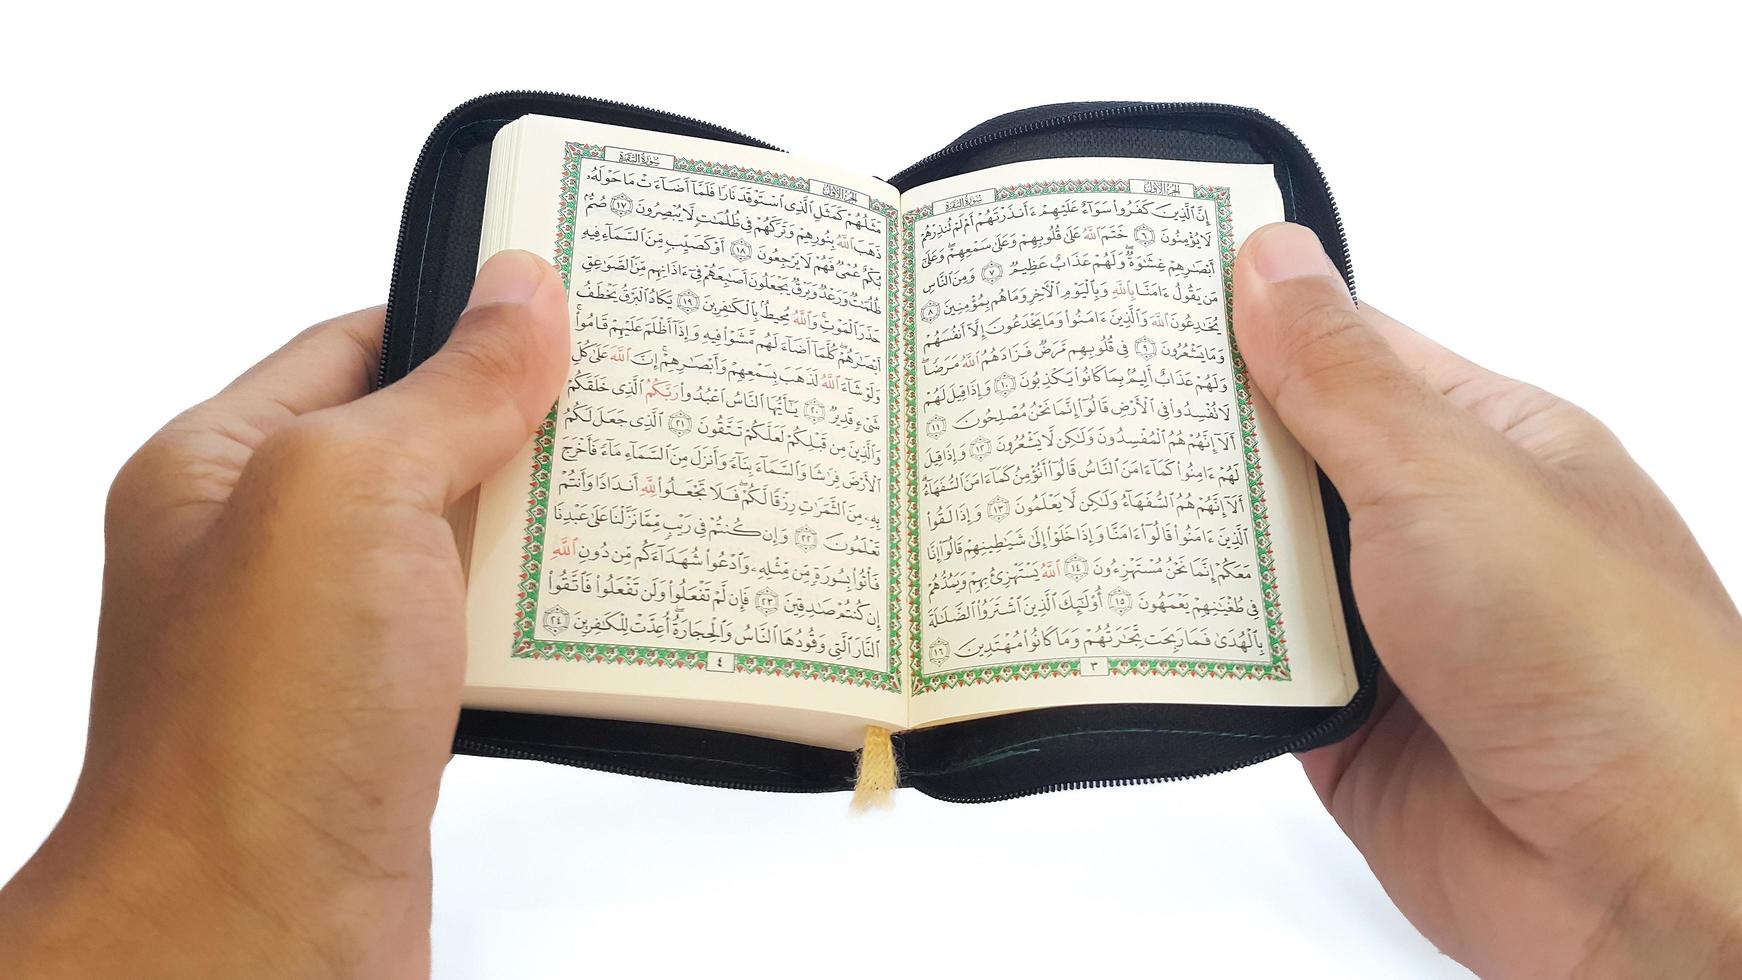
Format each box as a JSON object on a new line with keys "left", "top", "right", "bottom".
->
{"left": 0, "top": 251, "right": 568, "bottom": 978}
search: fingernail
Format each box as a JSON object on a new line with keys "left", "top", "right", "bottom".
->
{"left": 1250, "top": 223, "right": 1342, "bottom": 283}
{"left": 466, "top": 250, "right": 550, "bottom": 310}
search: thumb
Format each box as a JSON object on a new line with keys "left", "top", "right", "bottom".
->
{"left": 1232, "top": 223, "right": 1480, "bottom": 510}
{"left": 347, "top": 249, "right": 569, "bottom": 508}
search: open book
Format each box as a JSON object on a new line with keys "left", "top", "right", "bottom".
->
{"left": 460, "top": 114, "right": 1357, "bottom": 752}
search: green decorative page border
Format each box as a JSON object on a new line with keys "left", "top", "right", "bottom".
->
{"left": 510, "top": 141, "right": 903, "bottom": 692}
{"left": 905, "top": 182, "right": 1291, "bottom": 693}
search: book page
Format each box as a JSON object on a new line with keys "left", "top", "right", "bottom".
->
{"left": 463, "top": 116, "right": 905, "bottom": 745}
{"left": 900, "top": 158, "right": 1356, "bottom": 728}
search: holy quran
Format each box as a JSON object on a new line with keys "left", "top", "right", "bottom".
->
{"left": 460, "top": 114, "right": 1358, "bottom": 750}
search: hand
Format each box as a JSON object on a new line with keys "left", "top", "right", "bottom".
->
{"left": 0, "top": 251, "right": 568, "bottom": 977}
{"left": 1233, "top": 223, "right": 1742, "bottom": 978}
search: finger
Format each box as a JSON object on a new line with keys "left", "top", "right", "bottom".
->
{"left": 104, "top": 307, "right": 388, "bottom": 560}
{"left": 1356, "top": 308, "right": 1729, "bottom": 612}
{"left": 219, "top": 306, "right": 386, "bottom": 414}
{"left": 1296, "top": 670, "right": 1404, "bottom": 811}
{"left": 336, "top": 249, "right": 569, "bottom": 511}
{"left": 1233, "top": 224, "right": 1499, "bottom": 510}
{"left": 1358, "top": 303, "right": 1496, "bottom": 400}
{"left": 164, "top": 307, "right": 384, "bottom": 448}
{"left": 1359, "top": 303, "right": 1555, "bottom": 435}
{"left": 1362, "top": 302, "right": 1629, "bottom": 471}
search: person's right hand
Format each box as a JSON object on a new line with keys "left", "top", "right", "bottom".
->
{"left": 1233, "top": 223, "right": 1742, "bottom": 979}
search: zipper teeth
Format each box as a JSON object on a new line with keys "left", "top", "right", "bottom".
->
{"left": 375, "top": 90, "right": 781, "bottom": 390}
{"left": 409, "top": 96, "right": 1374, "bottom": 801}
{"left": 450, "top": 736, "right": 820, "bottom": 795}
{"left": 887, "top": 101, "right": 1356, "bottom": 302}
{"left": 916, "top": 656, "right": 1381, "bottom": 803}
{"left": 452, "top": 644, "right": 1379, "bottom": 803}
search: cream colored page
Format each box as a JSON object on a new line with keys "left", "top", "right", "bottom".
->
{"left": 902, "top": 158, "right": 1355, "bottom": 727}
{"left": 464, "top": 116, "right": 905, "bottom": 729}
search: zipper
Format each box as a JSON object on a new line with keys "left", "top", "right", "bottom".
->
{"left": 887, "top": 101, "right": 1357, "bottom": 302}
{"left": 375, "top": 90, "right": 781, "bottom": 391}
{"left": 450, "top": 735, "right": 824, "bottom": 794}
{"left": 909, "top": 656, "right": 1382, "bottom": 803}
{"left": 453, "top": 645, "right": 1378, "bottom": 801}
{"left": 404, "top": 95, "right": 1376, "bottom": 801}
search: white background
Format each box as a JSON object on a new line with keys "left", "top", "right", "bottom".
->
{"left": 1, "top": 3, "right": 1736, "bottom": 977}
